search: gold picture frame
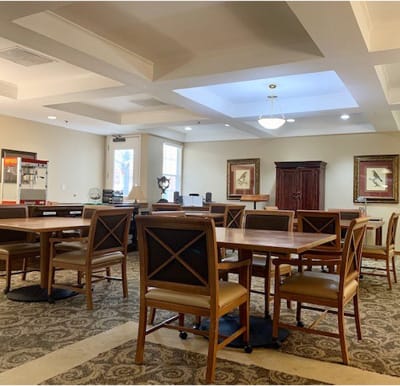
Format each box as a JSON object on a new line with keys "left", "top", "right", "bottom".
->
{"left": 227, "top": 158, "right": 260, "bottom": 200}
{"left": 353, "top": 154, "right": 399, "bottom": 203}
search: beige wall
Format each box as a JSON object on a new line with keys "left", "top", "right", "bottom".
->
{"left": 182, "top": 132, "right": 400, "bottom": 243}
{"left": 0, "top": 115, "right": 104, "bottom": 203}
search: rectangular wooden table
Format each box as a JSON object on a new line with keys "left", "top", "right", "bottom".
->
{"left": 0, "top": 217, "right": 91, "bottom": 301}
{"left": 213, "top": 227, "right": 336, "bottom": 347}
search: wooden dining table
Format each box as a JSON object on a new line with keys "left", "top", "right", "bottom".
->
{"left": 0, "top": 216, "right": 91, "bottom": 301}
{"left": 211, "top": 227, "right": 336, "bottom": 347}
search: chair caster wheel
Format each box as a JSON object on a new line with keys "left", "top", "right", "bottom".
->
{"left": 179, "top": 331, "right": 188, "bottom": 339}
{"left": 296, "top": 321, "right": 304, "bottom": 327}
{"left": 244, "top": 345, "right": 253, "bottom": 354}
{"left": 48, "top": 296, "right": 55, "bottom": 304}
{"left": 271, "top": 339, "right": 282, "bottom": 349}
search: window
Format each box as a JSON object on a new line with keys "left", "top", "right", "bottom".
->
{"left": 106, "top": 135, "right": 141, "bottom": 198}
{"left": 162, "top": 143, "right": 182, "bottom": 202}
{"left": 113, "top": 149, "right": 134, "bottom": 196}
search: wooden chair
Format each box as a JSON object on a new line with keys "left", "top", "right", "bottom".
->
{"left": 0, "top": 205, "right": 41, "bottom": 293}
{"left": 297, "top": 210, "right": 342, "bottom": 272}
{"left": 329, "top": 208, "right": 362, "bottom": 239}
{"left": 209, "top": 203, "right": 228, "bottom": 226}
{"left": 135, "top": 215, "right": 252, "bottom": 384}
{"left": 47, "top": 208, "right": 133, "bottom": 309}
{"left": 361, "top": 212, "right": 399, "bottom": 289}
{"left": 272, "top": 217, "right": 369, "bottom": 365}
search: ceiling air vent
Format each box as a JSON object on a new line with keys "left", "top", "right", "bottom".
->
{"left": 132, "top": 98, "right": 168, "bottom": 107}
{"left": 0, "top": 47, "right": 54, "bottom": 66}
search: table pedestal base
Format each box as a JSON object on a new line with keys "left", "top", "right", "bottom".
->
{"left": 200, "top": 314, "right": 289, "bottom": 348}
{"left": 7, "top": 285, "right": 77, "bottom": 302}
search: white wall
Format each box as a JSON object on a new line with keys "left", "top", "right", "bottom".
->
{"left": 182, "top": 132, "right": 400, "bottom": 244}
{"left": 0, "top": 115, "right": 104, "bottom": 203}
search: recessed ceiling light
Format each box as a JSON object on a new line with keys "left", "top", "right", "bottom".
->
{"left": 47, "top": 115, "right": 57, "bottom": 120}
{"left": 184, "top": 126, "right": 192, "bottom": 131}
{"left": 340, "top": 114, "right": 350, "bottom": 120}
{"left": 286, "top": 118, "right": 295, "bottom": 123}
{"left": 224, "top": 123, "right": 230, "bottom": 127}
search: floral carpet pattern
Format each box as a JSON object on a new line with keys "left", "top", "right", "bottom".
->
{"left": 0, "top": 252, "right": 400, "bottom": 383}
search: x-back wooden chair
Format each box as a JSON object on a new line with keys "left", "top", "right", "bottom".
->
{"left": 135, "top": 215, "right": 252, "bottom": 384}
{"left": 48, "top": 208, "right": 133, "bottom": 309}
{"left": 297, "top": 210, "right": 342, "bottom": 272}
{"left": 272, "top": 217, "right": 369, "bottom": 365}
{"left": 361, "top": 212, "right": 399, "bottom": 289}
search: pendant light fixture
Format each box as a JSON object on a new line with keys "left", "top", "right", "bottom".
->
{"left": 258, "top": 84, "right": 286, "bottom": 130}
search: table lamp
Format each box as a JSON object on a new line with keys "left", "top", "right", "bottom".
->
{"left": 128, "top": 185, "right": 146, "bottom": 203}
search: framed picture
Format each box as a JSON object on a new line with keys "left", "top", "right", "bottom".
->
{"left": 227, "top": 158, "right": 260, "bottom": 200}
{"left": 353, "top": 154, "right": 399, "bottom": 203}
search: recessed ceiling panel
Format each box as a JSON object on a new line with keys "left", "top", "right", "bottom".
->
{"left": 174, "top": 71, "right": 358, "bottom": 118}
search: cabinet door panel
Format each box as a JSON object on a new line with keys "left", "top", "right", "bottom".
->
{"left": 276, "top": 168, "right": 299, "bottom": 210}
{"left": 299, "top": 168, "right": 319, "bottom": 209}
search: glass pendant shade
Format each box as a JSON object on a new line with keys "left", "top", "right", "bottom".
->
{"left": 258, "top": 117, "right": 286, "bottom": 130}
{"left": 258, "top": 88, "right": 286, "bottom": 130}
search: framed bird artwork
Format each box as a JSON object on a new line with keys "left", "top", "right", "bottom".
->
{"left": 354, "top": 154, "right": 399, "bottom": 203}
{"left": 227, "top": 158, "right": 260, "bottom": 200}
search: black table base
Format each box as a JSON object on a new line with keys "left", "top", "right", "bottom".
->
{"left": 6, "top": 284, "right": 77, "bottom": 302}
{"left": 200, "top": 314, "right": 289, "bottom": 348}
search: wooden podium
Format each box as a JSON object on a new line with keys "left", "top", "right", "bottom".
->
{"left": 240, "top": 194, "right": 270, "bottom": 209}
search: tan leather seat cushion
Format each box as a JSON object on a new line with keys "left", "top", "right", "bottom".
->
{"left": 53, "top": 250, "right": 123, "bottom": 266}
{"left": 280, "top": 271, "right": 358, "bottom": 300}
{"left": 362, "top": 245, "right": 389, "bottom": 257}
{"left": 0, "top": 242, "right": 40, "bottom": 257}
{"left": 252, "top": 254, "right": 292, "bottom": 275}
{"left": 145, "top": 281, "right": 247, "bottom": 309}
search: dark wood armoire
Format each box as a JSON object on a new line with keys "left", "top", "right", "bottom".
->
{"left": 275, "top": 161, "right": 326, "bottom": 211}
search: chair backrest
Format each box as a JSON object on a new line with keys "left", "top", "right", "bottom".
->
{"left": 225, "top": 205, "right": 246, "bottom": 228}
{"left": 150, "top": 210, "right": 186, "bottom": 216}
{"left": 385, "top": 212, "right": 400, "bottom": 253}
{"left": 151, "top": 203, "right": 182, "bottom": 212}
{"left": 209, "top": 203, "right": 227, "bottom": 226}
{"left": 135, "top": 215, "right": 218, "bottom": 297}
{"left": 86, "top": 208, "right": 133, "bottom": 260}
{"left": 0, "top": 205, "right": 29, "bottom": 243}
{"left": 244, "top": 209, "right": 294, "bottom": 231}
{"left": 339, "top": 217, "right": 368, "bottom": 292}
{"left": 297, "top": 210, "right": 342, "bottom": 252}
{"left": 328, "top": 208, "right": 362, "bottom": 220}
{"left": 264, "top": 206, "right": 279, "bottom": 210}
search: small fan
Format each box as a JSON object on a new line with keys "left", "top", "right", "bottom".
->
{"left": 88, "top": 187, "right": 102, "bottom": 204}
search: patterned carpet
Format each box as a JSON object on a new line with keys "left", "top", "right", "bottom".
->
{"left": 0, "top": 252, "right": 399, "bottom": 383}
{"left": 42, "top": 340, "right": 322, "bottom": 385}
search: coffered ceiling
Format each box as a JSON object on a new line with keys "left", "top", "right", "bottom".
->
{"left": 0, "top": 1, "right": 400, "bottom": 142}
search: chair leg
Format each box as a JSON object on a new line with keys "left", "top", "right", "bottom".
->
{"left": 121, "top": 260, "right": 128, "bottom": 298}
{"left": 4, "top": 259, "right": 11, "bottom": 294}
{"left": 205, "top": 314, "right": 219, "bottom": 384}
{"left": 264, "top": 254, "right": 272, "bottom": 319}
{"left": 21, "top": 258, "right": 28, "bottom": 281}
{"left": 338, "top": 304, "right": 349, "bottom": 365}
{"left": 392, "top": 255, "right": 397, "bottom": 283}
{"left": 85, "top": 269, "right": 93, "bottom": 310}
{"left": 47, "top": 261, "right": 55, "bottom": 298}
{"left": 353, "top": 294, "right": 362, "bottom": 340}
{"left": 272, "top": 291, "right": 281, "bottom": 342}
{"left": 386, "top": 259, "right": 392, "bottom": 290}
{"left": 296, "top": 302, "right": 303, "bottom": 326}
{"left": 106, "top": 267, "right": 111, "bottom": 283}
{"left": 135, "top": 302, "right": 148, "bottom": 364}
{"left": 148, "top": 307, "right": 156, "bottom": 324}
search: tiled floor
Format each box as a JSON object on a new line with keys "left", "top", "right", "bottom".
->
{"left": 1, "top": 321, "right": 399, "bottom": 385}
